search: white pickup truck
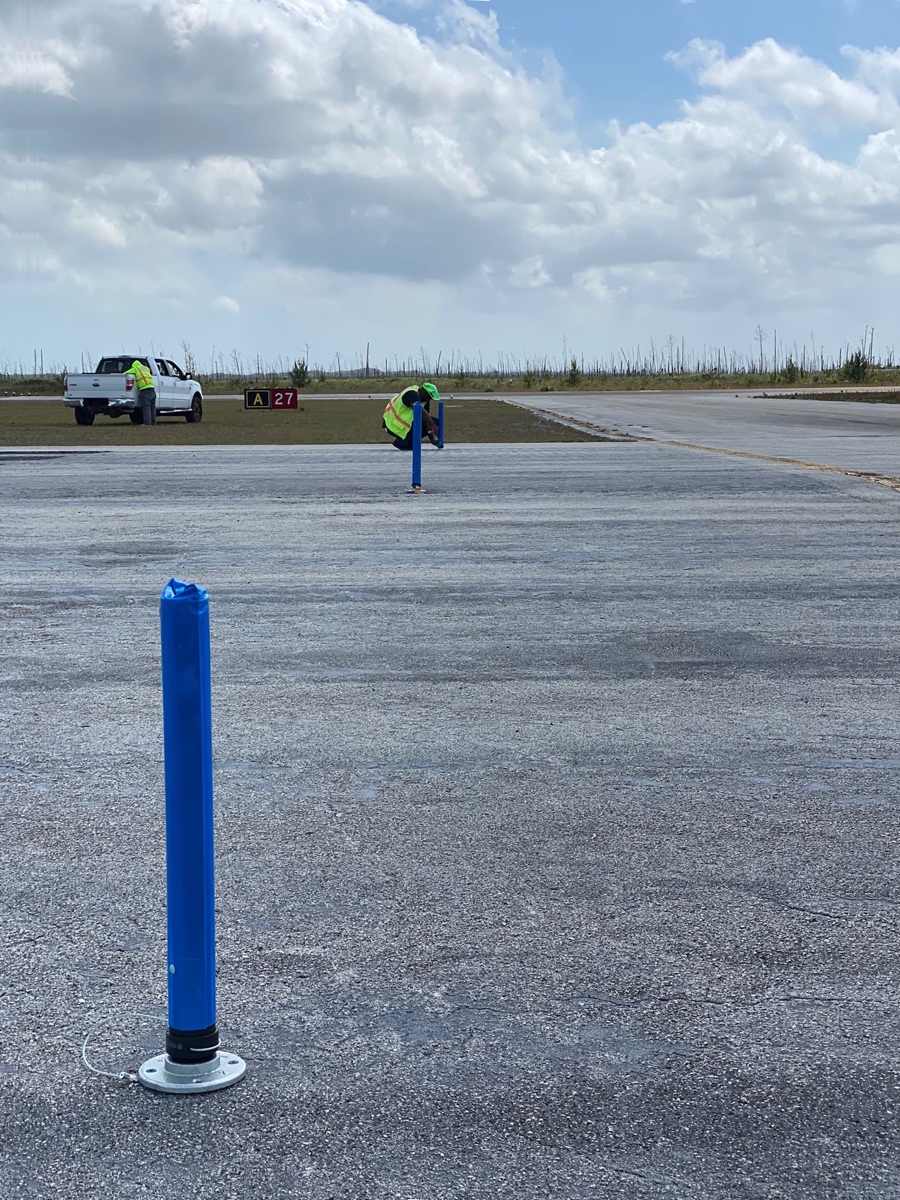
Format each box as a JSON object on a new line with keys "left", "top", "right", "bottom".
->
{"left": 64, "top": 355, "right": 203, "bottom": 425}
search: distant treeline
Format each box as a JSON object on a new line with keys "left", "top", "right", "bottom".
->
{"left": 2, "top": 328, "right": 894, "bottom": 391}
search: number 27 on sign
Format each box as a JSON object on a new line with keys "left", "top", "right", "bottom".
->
{"left": 272, "top": 389, "right": 298, "bottom": 408}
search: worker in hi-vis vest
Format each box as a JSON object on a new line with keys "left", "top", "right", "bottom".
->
{"left": 382, "top": 381, "right": 441, "bottom": 450}
{"left": 127, "top": 358, "right": 157, "bottom": 426}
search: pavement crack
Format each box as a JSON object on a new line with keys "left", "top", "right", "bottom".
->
{"left": 760, "top": 897, "right": 900, "bottom": 931}
{"left": 602, "top": 1164, "right": 677, "bottom": 1186}
{"left": 552, "top": 990, "right": 744, "bottom": 1009}
{"left": 773, "top": 900, "right": 863, "bottom": 923}
{"left": 775, "top": 994, "right": 884, "bottom": 1006}
{"left": 508, "top": 1132, "right": 675, "bottom": 1185}
{"left": 685, "top": 875, "right": 900, "bottom": 930}
{"left": 551, "top": 989, "right": 893, "bottom": 1011}
{"left": 551, "top": 993, "right": 643, "bottom": 1009}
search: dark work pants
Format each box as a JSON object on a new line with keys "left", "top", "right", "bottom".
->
{"left": 140, "top": 387, "right": 157, "bottom": 426}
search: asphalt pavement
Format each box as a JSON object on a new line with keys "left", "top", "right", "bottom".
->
{"left": 514, "top": 390, "right": 900, "bottom": 476}
{"left": 1, "top": 441, "right": 899, "bottom": 1199}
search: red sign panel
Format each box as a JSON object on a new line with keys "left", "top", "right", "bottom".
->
{"left": 271, "top": 388, "right": 298, "bottom": 409}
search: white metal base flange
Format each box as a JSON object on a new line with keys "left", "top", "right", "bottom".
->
{"left": 138, "top": 1050, "right": 246, "bottom": 1095}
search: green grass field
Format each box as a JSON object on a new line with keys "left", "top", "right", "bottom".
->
{"left": 0, "top": 398, "right": 598, "bottom": 447}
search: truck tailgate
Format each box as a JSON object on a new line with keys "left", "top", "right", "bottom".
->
{"left": 66, "top": 374, "right": 132, "bottom": 400}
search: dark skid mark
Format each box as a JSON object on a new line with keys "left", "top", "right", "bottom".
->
{"left": 0, "top": 451, "right": 107, "bottom": 462}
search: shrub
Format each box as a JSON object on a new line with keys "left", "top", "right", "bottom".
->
{"left": 781, "top": 357, "right": 799, "bottom": 384}
{"left": 840, "top": 350, "right": 869, "bottom": 384}
{"left": 290, "top": 358, "right": 311, "bottom": 389}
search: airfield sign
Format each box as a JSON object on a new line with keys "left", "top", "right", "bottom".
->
{"left": 244, "top": 387, "right": 299, "bottom": 410}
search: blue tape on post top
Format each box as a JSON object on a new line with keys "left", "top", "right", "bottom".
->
{"left": 438, "top": 400, "right": 444, "bottom": 450}
{"left": 412, "top": 402, "right": 423, "bottom": 490}
{"left": 159, "top": 578, "right": 217, "bottom": 1036}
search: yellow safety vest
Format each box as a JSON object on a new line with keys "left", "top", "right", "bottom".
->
{"left": 383, "top": 389, "right": 418, "bottom": 437}
{"left": 128, "top": 360, "right": 154, "bottom": 390}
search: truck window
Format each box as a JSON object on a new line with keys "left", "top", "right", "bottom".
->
{"left": 155, "top": 359, "right": 170, "bottom": 376}
{"left": 168, "top": 361, "right": 186, "bottom": 380}
{"left": 97, "top": 358, "right": 150, "bottom": 374}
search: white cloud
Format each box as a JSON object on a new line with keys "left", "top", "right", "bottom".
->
{"left": 573, "top": 267, "right": 617, "bottom": 302}
{"left": 509, "top": 256, "right": 552, "bottom": 289}
{"left": 1, "top": 0, "right": 900, "bottom": 362}
{"left": 211, "top": 295, "right": 241, "bottom": 314}
{"left": 0, "top": 33, "right": 101, "bottom": 97}
{"left": 66, "top": 204, "right": 127, "bottom": 248}
{"left": 670, "top": 37, "right": 896, "bottom": 128}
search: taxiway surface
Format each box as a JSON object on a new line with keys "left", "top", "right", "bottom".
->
{"left": 0, "top": 442, "right": 897, "bottom": 1198}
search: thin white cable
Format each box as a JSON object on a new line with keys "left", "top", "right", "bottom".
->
{"left": 80, "top": 1011, "right": 167, "bottom": 1084}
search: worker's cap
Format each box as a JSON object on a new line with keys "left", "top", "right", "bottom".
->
{"left": 421, "top": 382, "right": 440, "bottom": 403}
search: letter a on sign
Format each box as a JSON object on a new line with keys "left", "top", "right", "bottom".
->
{"left": 244, "top": 388, "right": 271, "bottom": 409}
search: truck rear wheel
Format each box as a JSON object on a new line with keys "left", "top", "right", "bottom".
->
{"left": 129, "top": 410, "right": 144, "bottom": 425}
{"left": 185, "top": 394, "right": 203, "bottom": 423}
{"left": 74, "top": 408, "right": 95, "bottom": 426}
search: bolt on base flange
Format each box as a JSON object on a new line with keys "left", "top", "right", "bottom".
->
{"left": 138, "top": 1050, "right": 246, "bottom": 1095}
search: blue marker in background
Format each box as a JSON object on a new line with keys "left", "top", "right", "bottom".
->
{"left": 411, "top": 402, "right": 423, "bottom": 491}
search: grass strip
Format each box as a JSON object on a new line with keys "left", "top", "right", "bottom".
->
{"left": 0, "top": 398, "right": 599, "bottom": 447}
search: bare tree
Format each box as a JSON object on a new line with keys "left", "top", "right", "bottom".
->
{"left": 180, "top": 341, "right": 197, "bottom": 376}
{"left": 755, "top": 325, "right": 768, "bottom": 373}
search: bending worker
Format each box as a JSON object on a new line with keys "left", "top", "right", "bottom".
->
{"left": 382, "top": 382, "right": 441, "bottom": 450}
{"left": 127, "top": 358, "right": 157, "bottom": 426}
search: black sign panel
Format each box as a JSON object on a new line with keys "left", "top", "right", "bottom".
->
{"left": 244, "top": 389, "right": 271, "bottom": 409}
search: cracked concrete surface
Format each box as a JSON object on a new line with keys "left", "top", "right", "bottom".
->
{"left": 0, "top": 442, "right": 899, "bottom": 1199}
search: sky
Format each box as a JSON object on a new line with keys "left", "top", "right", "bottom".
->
{"left": 3, "top": 0, "right": 900, "bottom": 372}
